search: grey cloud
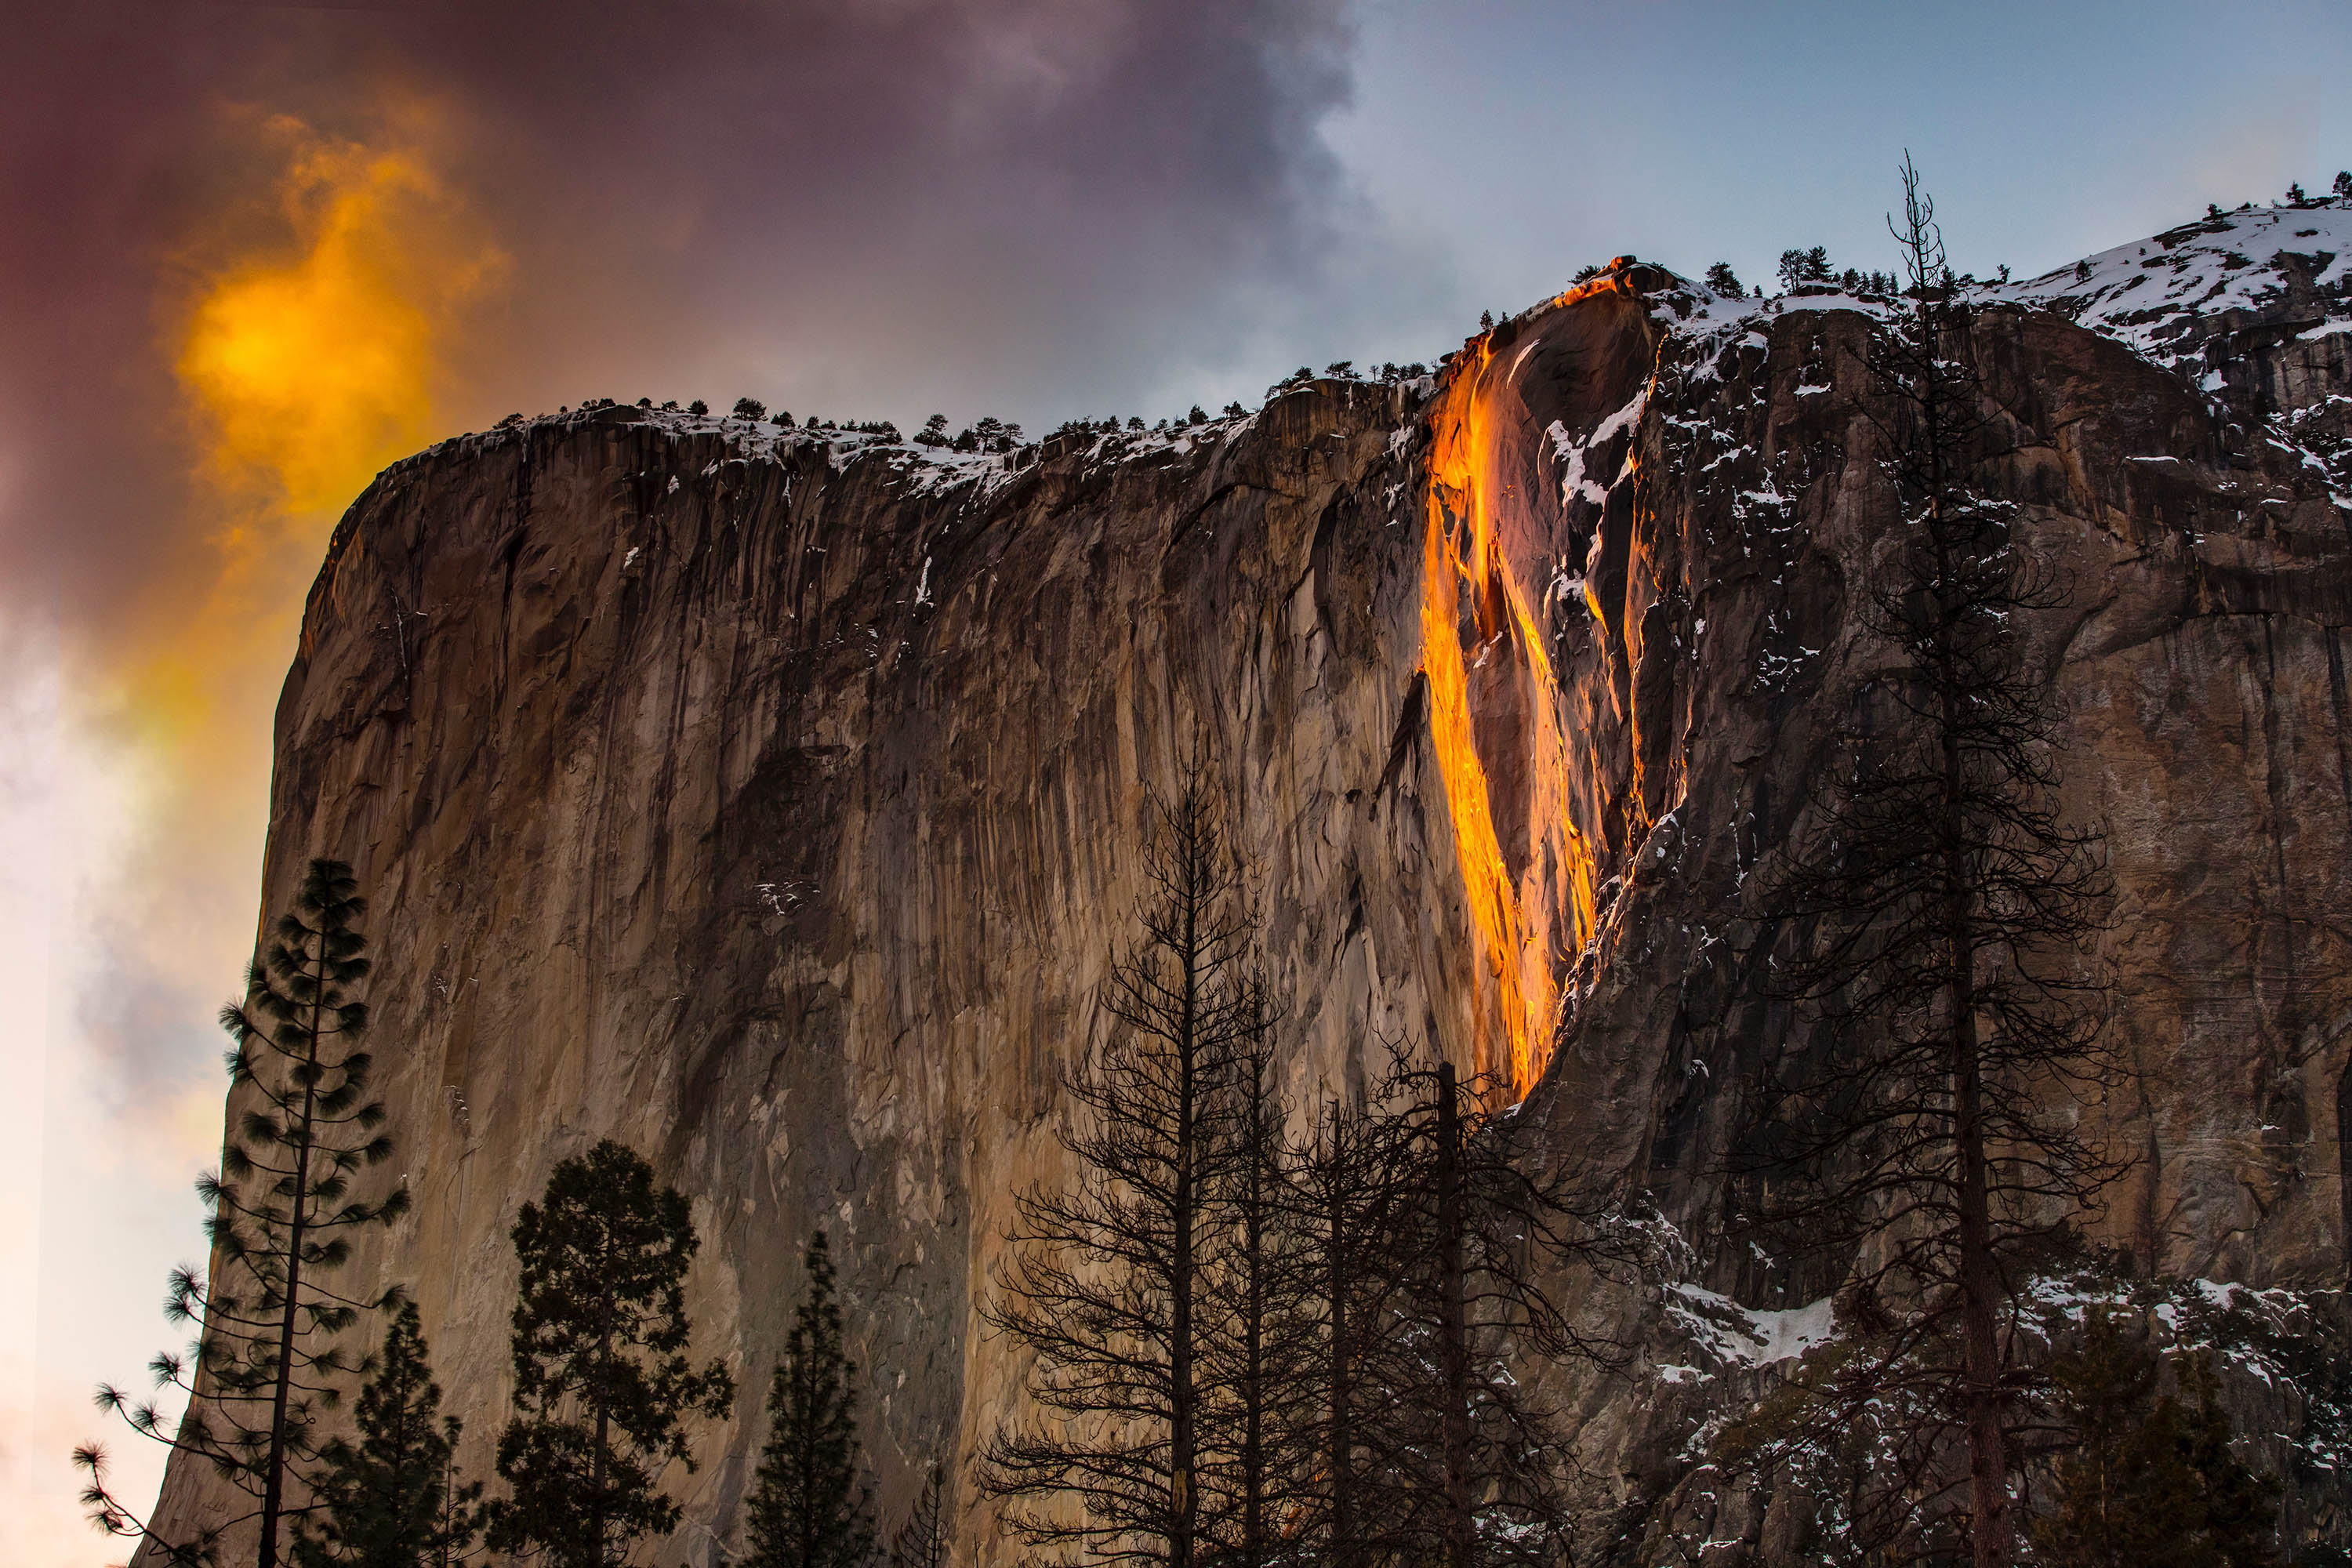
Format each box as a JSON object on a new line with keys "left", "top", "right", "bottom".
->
{"left": 1, "top": 0, "right": 1421, "bottom": 631}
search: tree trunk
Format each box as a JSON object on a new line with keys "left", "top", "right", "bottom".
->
{"left": 1327, "top": 1181, "right": 1356, "bottom": 1568}
{"left": 259, "top": 953, "right": 326, "bottom": 1568}
{"left": 1240, "top": 1118, "right": 1266, "bottom": 1568}
{"left": 1955, "top": 999, "right": 2009, "bottom": 1567}
{"left": 1170, "top": 869, "right": 1199, "bottom": 1568}
{"left": 593, "top": 1277, "right": 613, "bottom": 1568}
{"left": 1435, "top": 1062, "right": 1474, "bottom": 1568}
{"left": 1926, "top": 364, "right": 2011, "bottom": 1568}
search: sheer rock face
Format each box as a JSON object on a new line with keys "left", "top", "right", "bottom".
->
{"left": 144, "top": 267, "right": 2351, "bottom": 1563}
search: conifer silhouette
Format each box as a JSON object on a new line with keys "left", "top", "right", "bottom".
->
{"left": 746, "top": 1230, "right": 877, "bottom": 1568}
{"left": 980, "top": 760, "right": 1261, "bottom": 1568}
{"left": 487, "top": 1140, "right": 734, "bottom": 1568}
{"left": 81, "top": 858, "right": 408, "bottom": 1568}
{"left": 2036, "top": 1313, "right": 2278, "bottom": 1568}
{"left": 887, "top": 1466, "right": 947, "bottom": 1568}
{"left": 1733, "top": 154, "right": 2119, "bottom": 1568}
{"left": 295, "top": 1300, "right": 484, "bottom": 1568}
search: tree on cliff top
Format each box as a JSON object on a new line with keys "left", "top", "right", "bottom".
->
{"left": 486, "top": 1139, "right": 735, "bottom": 1568}
{"left": 80, "top": 858, "right": 410, "bottom": 1568}
{"left": 1777, "top": 245, "right": 1833, "bottom": 292}
{"left": 294, "top": 1300, "right": 485, "bottom": 1568}
{"left": 1732, "top": 155, "right": 2120, "bottom": 1568}
{"left": 979, "top": 762, "right": 1261, "bottom": 1568}
{"left": 746, "top": 1229, "right": 876, "bottom": 1568}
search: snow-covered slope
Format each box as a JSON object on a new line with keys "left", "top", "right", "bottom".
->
{"left": 1989, "top": 201, "right": 2352, "bottom": 379}
{"left": 1626, "top": 199, "right": 2352, "bottom": 512}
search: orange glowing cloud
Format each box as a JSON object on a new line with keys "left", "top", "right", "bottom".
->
{"left": 123, "top": 114, "right": 505, "bottom": 755}
{"left": 176, "top": 119, "right": 506, "bottom": 518}
{"left": 93, "top": 110, "right": 506, "bottom": 1003}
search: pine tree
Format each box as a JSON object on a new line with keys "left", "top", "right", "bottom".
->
{"left": 1777, "top": 248, "right": 1834, "bottom": 292}
{"left": 2035, "top": 1313, "right": 2278, "bottom": 1568}
{"left": 980, "top": 762, "right": 1260, "bottom": 1568}
{"left": 746, "top": 1230, "right": 877, "bottom": 1568}
{"left": 2036, "top": 1311, "right": 2169, "bottom": 1567}
{"left": 1704, "top": 263, "right": 1744, "bottom": 299}
{"left": 1732, "top": 154, "right": 2119, "bottom": 1568}
{"left": 293, "top": 1301, "right": 484, "bottom": 1568}
{"left": 486, "top": 1139, "right": 735, "bottom": 1568}
{"left": 82, "top": 859, "right": 408, "bottom": 1568}
{"left": 2167, "top": 1356, "right": 2280, "bottom": 1567}
{"left": 887, "top": 1468, "right": 948, "bottom": 1568}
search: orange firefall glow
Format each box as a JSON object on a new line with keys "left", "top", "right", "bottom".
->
{"left": 1419, "top": 311, "right": 1605, "bottom": 1098}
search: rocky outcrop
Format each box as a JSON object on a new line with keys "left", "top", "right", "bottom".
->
{"left": 144, "top": 215, "right": 2352, "bottom": 1564}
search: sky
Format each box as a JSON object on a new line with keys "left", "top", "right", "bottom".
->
{"left": 2, "top": 1, "right": 2347, "bottom": 1561}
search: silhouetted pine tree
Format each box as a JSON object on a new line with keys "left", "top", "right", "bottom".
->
{"left": 980, "top": 762, "right": 1260, "bottom": 1568}
{"left": 486, "top": 1140, "right": 735, "bottom": 1568}
{"left": 1731, "top": 154, "right": 2119, "bottom": 1568}
{"left": 888, "top": 1468, "right": 948, "bottom": 1568}
{"left": 293, "top": 1300, "right": 484, "bottom": 1568}
{"left": 81, "top": 859, "right": 408, "bottom": 1568}
{"left": 746, "top": 1229, "right": 877, "bottom": 1568}
{"left": 1777, "top": 247, "right": 1834, "bottom": 292}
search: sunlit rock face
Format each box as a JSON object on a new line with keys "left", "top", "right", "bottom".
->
{"left": 144, "top": 226, "right": 2352, "bottom": 1565}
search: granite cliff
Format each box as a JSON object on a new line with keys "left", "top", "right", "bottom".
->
{"left": 143, "top": 204, "right": 2352, "bottom": 1563}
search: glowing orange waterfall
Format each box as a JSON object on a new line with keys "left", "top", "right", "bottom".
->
{"left": 1419, "top": 327, "right": 1601, "bottom": 1098}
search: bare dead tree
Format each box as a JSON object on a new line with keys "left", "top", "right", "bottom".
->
{"left": 980, "top": 765, "right": 1260, "bottom": 1568}
{"left": 1380, "top": 1057, "right": 1626, "bottom": 1568}
{"left": 1288, "top": 1091, "right": 1419, "bottom": 1568}
{"left": 1730, "top": 155, "right": 2122, "bottom": 1568}
{"left": 1196, "top": 991, "right": 1317, "bottom": 1568}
